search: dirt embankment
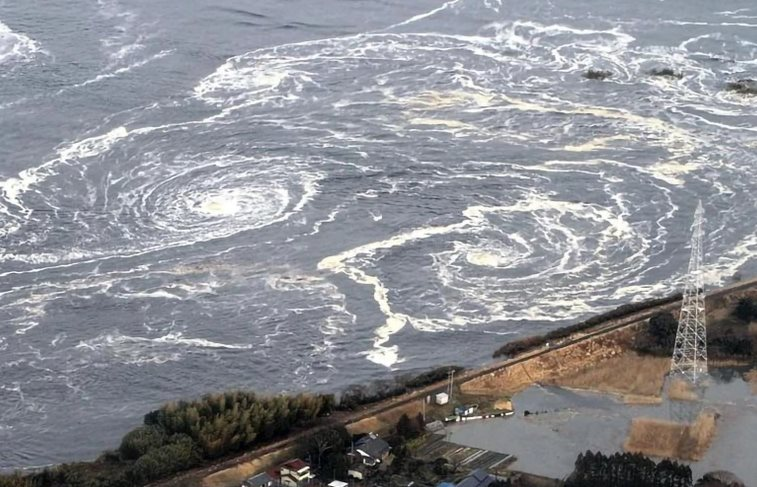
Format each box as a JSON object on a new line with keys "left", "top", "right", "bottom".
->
{"left": 461, "top": 325, "right": 669, "bottom": 401}
{"left": 624, "top": 409, "right": 718, "bottom": 461}
{"left": 746, "top": 369, "right": 757, "bottom": 395}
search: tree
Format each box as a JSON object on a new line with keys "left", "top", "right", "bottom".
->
{"left": 119, "top": 425, "right": 167, "bottom": 460}
{"left": 649, "top": 312, "right": 678, "bottom": 346}
{"left": 734, "top": 297, "right": 756, "bottom": 322}
{"left": 395, "top": 413, "right": 421, "bottom": 440}
{"left": 567, "top": 450, "right": 692, "bottom": 487}
{"left": 308, "top": 427, "right": 349, "bottom": 469}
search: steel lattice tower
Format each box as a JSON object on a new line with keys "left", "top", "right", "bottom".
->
{"left": 670, "top": 201, "right": 708, "bottom": 384}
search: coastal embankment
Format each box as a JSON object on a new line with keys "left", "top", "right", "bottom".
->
{"left": 157, "top": 276, "right": 757, "bottom": 487}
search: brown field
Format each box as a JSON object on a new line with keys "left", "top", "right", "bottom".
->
{"left": 460, "top": 326, "right": 669, "bottom": 400}
{"left": 747, "top": 369, "right": 757, "bottom": 395}
{"left": 345, "top": 401, "right": 421, "bottom": 435}
{"left": 624, "top": 410, "right": 718, "bottom": 461}
{"left": 553, "top": 353, "right": 670, "bottom": 400}
{"left": 203, "top": 446, "right": 296, "bottom": 487}
{"left": 667, "top": 378, "right": 699, "bottom": 401}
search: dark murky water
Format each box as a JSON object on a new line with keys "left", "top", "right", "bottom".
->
{"left": 1, "top": 0, "right": 756, "bottom": 468}
{"left": 448, "top": 377, "right": 757, "bottom": 481}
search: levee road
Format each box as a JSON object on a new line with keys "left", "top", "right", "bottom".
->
{"left": 152, "top": 277, "right": 757, "bottom": 487}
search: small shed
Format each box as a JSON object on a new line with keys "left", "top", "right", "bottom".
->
{"left": 242, "top": 472, "right": 274, "bottom": 487}
{"left": 435, "top": 392, "right": 449, "bottom": 405}
{"left": 328, "top": 481, "right": 348, "bottom": 487}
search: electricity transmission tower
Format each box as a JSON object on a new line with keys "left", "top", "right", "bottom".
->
{"left": 670, "top": 201, "right": 708, "bottom": 384}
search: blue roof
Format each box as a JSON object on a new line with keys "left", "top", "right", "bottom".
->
{"left": 243, "top": 472, "right": 273, "bottom": 487}
{"left": 456, "top": 469, "right": 494, "bottom": 487}
{"left": 438, "top": 482, "right": 456, "bottom": 487}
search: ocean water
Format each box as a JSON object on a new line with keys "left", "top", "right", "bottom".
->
{"left": 0, "top": 0, "right": 756, "bottom": 468}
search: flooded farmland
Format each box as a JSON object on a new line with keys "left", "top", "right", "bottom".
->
{"left": 446, "top": 371, "right": 757, "bottom": 482}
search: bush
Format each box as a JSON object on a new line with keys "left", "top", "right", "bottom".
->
{"left": 126, "top": 437, "right": 199, "bottom": 485}
{"left": 634, "top": 311, "right": 679, "bottom": 356}
{"left": 734, "top": 297, "right": 757, "bottom": 322}
{"left": 395, "top": 413, "right": 424, "bottom": 440}
{"left": 710, "top": 334, "right": 752, "bottom": 357}
{"left": 119, "top": 425, "right": 167, "bottom": 460}
{"left": 494, "top": 294, "right": 682, "bottom": 358}
{"left": 336, "top": 366, "right": 463, "bottom": 411}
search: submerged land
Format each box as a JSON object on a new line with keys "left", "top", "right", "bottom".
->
{"left": 2, "top": 278, "right": 756, "bottom": 487}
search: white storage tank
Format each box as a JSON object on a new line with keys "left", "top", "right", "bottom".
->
{"left": 435, "top": 392, "right": 449, "bottom": 405}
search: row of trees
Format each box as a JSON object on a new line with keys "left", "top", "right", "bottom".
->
{"left": 0, "top": 362, "right": 467, "bottom": 487}
{"left": 336, "top": 366, "right": 463, "bottom": 411}
{"left": 567, "top": 451, "right": 692, "bottom": 487}
{"left": 140, "top": 391, "right": 335, "bottom": 459}
{"left": 494, "top": 294, "right": 682, "bottom": 358}
{"left": 635, "top": 306, "right": 755, "bottom": 360}
{"left": 0, "top": 392, "right": 336, "bottom": 487}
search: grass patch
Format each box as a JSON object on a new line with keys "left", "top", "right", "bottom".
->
{"left": 625, "top": 410, "right": 718, "bottom": 461}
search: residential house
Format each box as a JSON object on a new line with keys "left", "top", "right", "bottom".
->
{"left": 280, "top": 459, "right": 314, "bottom": 487}
{"left": 242, "top": 472, "right": 274, "bottom": 487}
{"left": 352, "top": 433, "right": 391, "bottom": 466}
{"left": 455, "top": 469, "right": 495, "bottom": 487}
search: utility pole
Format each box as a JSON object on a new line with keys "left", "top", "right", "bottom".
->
{"left": 671, "top": 201, "right": 708, "bottom": 384}
{"left": 447, "top": 368, "right": 455, "bottom": 401}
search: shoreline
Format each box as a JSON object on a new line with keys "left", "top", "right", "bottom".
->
{"left": 154, "top": 275, "right": 757, "bottom": 487}
{"left": 5, "top": 276, "right": 757, "bottom": 487}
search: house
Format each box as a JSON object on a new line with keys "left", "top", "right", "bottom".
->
{"left": 242, "top": 472, "right": 274, "bottom": 487}
{"left": 456, "top": 469, "right": 495, "bottom": 487}
{"left": 352, "top": 433, "right": 392, "bottom": 466}
{"left": 280, "top": 459, "right": 314, "bottom": 487}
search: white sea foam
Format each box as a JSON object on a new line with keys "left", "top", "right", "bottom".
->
{"left": 386, "top": 0, "right": 463, "bottom": 30}
{"left": 318, "top": 190, "right": 648, "bottom": 367}
{"left": 75, "top": 331, "right": 252, "bottom": 365}
{"left": 70, "top": 49, "right": 173, "bottom": 89}
{"left": 0, "top": 21, "right": 41, "bottom": 66}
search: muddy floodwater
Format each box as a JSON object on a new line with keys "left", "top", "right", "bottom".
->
{"left": 446, "top": 373, "right": 757, "bottom": 481}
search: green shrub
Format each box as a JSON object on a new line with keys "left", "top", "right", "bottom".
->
{"left": 734, "top": 297, "right": 757, "bottom": 322}
{"left": 494, "top": 294, "right": 682, "bottom": 358}
{"left": 127, "top": 436, "right": 200, "bottom": 485}
{"left": 118, "top": 425, "right": 167, "bottom": 460}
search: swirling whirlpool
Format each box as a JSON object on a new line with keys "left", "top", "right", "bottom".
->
{"left": 1, "top": 0, "right": 756, "bottom": 468}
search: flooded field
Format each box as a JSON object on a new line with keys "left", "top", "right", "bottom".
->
{"left": 446, "top": 370, "right": 757, "bottom": 481}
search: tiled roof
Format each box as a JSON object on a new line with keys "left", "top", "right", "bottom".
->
{"left": 282, "top": 459, "right": 309, "bottom": 471}
{"left": 355, "top": 434, "right": 391, "bottom": 459}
